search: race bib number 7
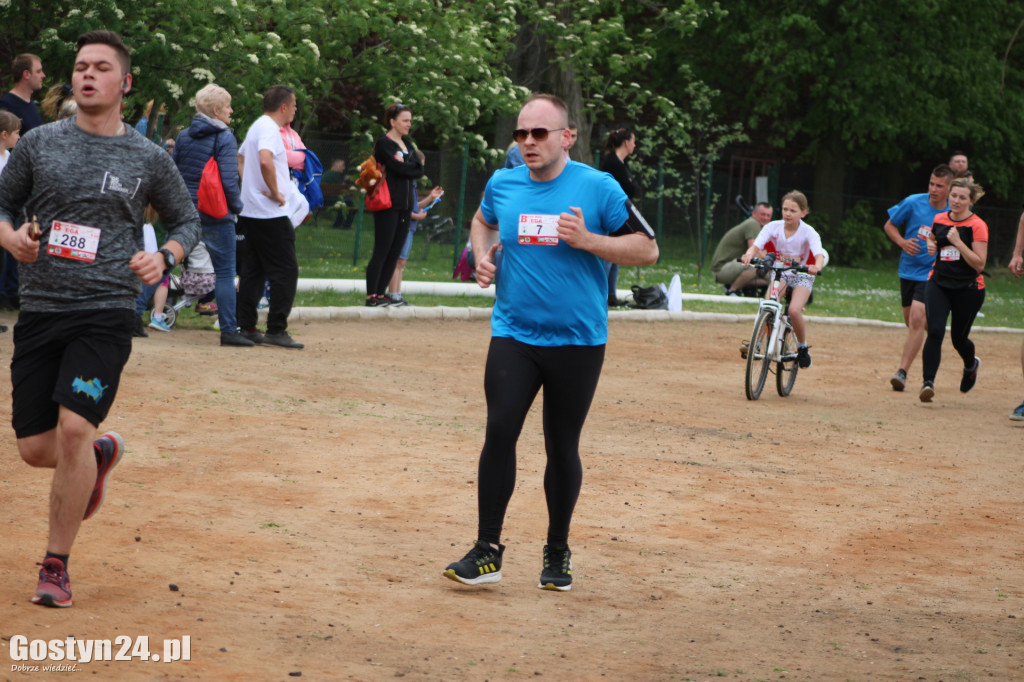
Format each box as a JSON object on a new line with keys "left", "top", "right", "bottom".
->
{"left": 47, "top": 221, "right": 101, "bottom": 262}
{"left": 518, "top": 214, "right": 559, "bottom": 246}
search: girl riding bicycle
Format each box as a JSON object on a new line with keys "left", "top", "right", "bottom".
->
{"left": 741, "top": 190, "right": 826, "bottom": 368}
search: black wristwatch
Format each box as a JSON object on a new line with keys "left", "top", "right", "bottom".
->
{"left": 158, "top": 248, "right": 176, "bottom": 273}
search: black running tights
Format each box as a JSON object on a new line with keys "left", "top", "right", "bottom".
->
{"left": 477, "top": 336, "right": 605, "bottom": 546}
{"left": 922, "top": 280, "right": 984, "bottom": 383}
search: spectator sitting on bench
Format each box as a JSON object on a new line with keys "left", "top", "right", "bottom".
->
{"left": 711, "top": 201, "right": 773, "bottom": 296}
{"left": 322, "top": 158, "right": 355, "bottom": 229}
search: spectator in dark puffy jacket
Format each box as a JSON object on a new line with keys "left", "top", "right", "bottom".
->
{"left": 173, "top": 83, "right": 251, "bottom": 347}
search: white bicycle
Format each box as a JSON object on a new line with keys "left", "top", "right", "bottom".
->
{"left": 740, "top": 254, "right": 810, "bottom": 400}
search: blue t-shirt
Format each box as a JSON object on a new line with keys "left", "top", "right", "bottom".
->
{"left": 504, "top": 145, "right": 524, "bottom": 169}
{"left": 887, "top": 193, "right": 948, "bottom": 281}
{"left": 481, "top": 161, "right": 628, "bottom": 346}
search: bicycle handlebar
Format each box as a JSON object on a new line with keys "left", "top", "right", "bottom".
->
{"left": 735, "top": 256, "right": 810, "bottom": 274}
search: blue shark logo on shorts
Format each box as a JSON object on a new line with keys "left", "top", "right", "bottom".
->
{"left": 72, "top": 376, "right": 108, "bottom": 403}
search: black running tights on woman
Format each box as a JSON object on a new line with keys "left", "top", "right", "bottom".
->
{"left": 922, "top": 280, "right": 984, "bottom": 383}
{"left": 477, "top": 336, "right": 605, "bottom": 547}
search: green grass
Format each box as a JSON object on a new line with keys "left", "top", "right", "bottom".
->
{"left": 171, "top": 213, "right": 1024, "bottom": 330}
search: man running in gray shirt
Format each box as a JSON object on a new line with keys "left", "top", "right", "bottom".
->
{"left": 0, "top": 31, "right": 200, "bottom": 608}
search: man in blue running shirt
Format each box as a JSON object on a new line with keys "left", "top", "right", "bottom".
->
{"left": 883, "top": 164, "right": 954, "bottom": 391}
{"left": 443, "top": 94, "right": 658, "bottom": 592}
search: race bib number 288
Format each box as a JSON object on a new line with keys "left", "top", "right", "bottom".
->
{"left": 47, "top": 221, "right": 101, "bottom": 263}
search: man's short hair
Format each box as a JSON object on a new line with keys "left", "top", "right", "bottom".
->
{"left": 194, "top": 84, "right": 231, "bottom": 117}
{"left": 754, "top": 202, "right": 772, "bottom": 211}
{"left": 523, "top": 93, "right": 568, "bottom": 122}
{"left": 76, "top": 31, "right": 131, "bottom": 75}
{"left": 932, "top": 164, "right": 954, "bottom": 180}
{"left": 263, "top": 85, "right": 295, "bottom": 114}
{"left": 11, "top": 54, "right": 39, "bottom": 83}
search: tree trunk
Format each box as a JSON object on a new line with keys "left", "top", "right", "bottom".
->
{"left": 549, "top": 60, "right": 589, "bottom": 164}
{"left": 496, "top": 19, "right": 548, "bottom": 154}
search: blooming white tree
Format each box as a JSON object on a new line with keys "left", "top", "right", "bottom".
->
{"left": 1, "top": 0, "right": 525, "bottom": 158}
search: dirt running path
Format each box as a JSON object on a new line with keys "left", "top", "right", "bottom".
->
{"left": 2, "top": 317, "right": 1022, "bottom": 681}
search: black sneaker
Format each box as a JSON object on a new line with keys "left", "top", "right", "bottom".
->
{"left": 920, "top": 380, "right": 935, "bottom": 403}
{"left": 538, "top": 544, "right": 572, "bottom": 591}
{"left": 387, "top": 293, "right": 410, "bottom": 307}
{"left": 890, "top": 369, "right": 907, "bottom": 392}
{"left": 221, "top": 332, "right": 256, "bottom": 347}
{"left": 444, "top": 540, "right": 504, "bottom": 585}
{"left": 365, "top": 295, "right": 390, "bottom": 307}
{"left": 959, "top": 357, "right": 980, "bottom": 393}
{"left": 240, "top": 329, "right": 265, "bottom": 345}
{"left": 263, "top": 332, "right": 304, "bottom": 349}
{"left": 797, "top": 345, "right": 812, "bottom": 369}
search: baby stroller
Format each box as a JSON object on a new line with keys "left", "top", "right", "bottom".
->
{"left": 160, "top": 241, "right": 216, "bottom": 328}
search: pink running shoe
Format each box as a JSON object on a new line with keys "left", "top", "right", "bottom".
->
{"left": 32, "top": 558, "right": 72, "bottom": 608}
{"left": 84, "top": 431, "right": 124, "bottom": 520}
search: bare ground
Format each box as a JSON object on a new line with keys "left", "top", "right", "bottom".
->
{"left": 2, "top": 315, "right": 1023, "bottom": 681}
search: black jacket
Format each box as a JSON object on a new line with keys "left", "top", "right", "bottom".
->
{"left": 600, "top": 152, "right": 641, "bottom": 200}
{"left": 374, "top": 134, "right": 424, "bottom": 212}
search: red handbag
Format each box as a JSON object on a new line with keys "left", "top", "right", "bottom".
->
{"left": 365, "top": 167, "right": 392, "bottom": 212}
{"left": 197, "top": 135, "right": 229, "bottom": 219}
{"left": 197, "top": 156, "right": 228, "bottom": 218}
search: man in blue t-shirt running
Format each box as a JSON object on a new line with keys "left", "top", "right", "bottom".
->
{"left": 883, "top": 163, "right": 954, "bottom": 391}
{"left": 442, "top": 93, "right": 658, "bottom": 593}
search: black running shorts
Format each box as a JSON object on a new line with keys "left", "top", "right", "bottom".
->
{"left": 899, "top": 278, "right": 928, "bottom": 308}
{"left": 11, "top": 309, "right": 134, "bottom": 438}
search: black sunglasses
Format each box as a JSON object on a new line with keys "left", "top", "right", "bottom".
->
{"left": 512, "top": 127, "right": 565, "bottom": 143}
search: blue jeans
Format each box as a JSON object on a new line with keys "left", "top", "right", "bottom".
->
{"left": 135, "top": 281, "right": 159, "bottom": 317}
{"left": 202, "top": 220, "right": 240, "bottom": 334}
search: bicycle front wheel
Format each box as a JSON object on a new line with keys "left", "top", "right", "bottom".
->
{"left": 776, "top": 324, "right": 799, "bottom": 396}
{"left": 162, "top": 304, "right": 178, "bottom": 328}
{"left": 745, "top": 309, "right": 773, "bottom": 400}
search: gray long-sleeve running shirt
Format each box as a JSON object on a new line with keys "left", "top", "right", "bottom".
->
{"left": 0, "top": 117, "right": 201, "bottom": 312}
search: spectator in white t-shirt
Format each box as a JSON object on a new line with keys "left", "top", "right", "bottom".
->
{"left": 235, "top": 85, "right": 304, "bottom": 349}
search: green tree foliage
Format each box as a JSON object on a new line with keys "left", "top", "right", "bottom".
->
{"left": 0, "top": 0, "right": 525, "bottom": 158}
{"left": 504, "top": 0, "right": 741, "bottom": 259}
{"left": 687, "top": 0, "right": 1024, "bottom": 258}
{"left": 511, "top": 1, "right": 733, "bottom": 174}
